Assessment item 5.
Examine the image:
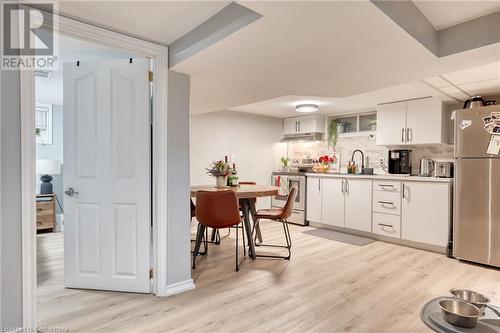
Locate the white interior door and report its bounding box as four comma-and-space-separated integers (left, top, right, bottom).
63, 59, 151, 293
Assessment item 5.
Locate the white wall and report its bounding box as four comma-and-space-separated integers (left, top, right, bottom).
166, 71, 193, 291
191, 111, 285, 208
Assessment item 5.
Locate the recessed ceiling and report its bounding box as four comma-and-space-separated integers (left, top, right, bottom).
230, 83, 435, 118
231, 61, 500, 119
56, 1, 230, 44
173, 1, 500, 115
413, 1, 500, 30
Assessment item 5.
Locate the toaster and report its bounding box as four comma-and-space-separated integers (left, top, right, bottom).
434, 162, 453, 178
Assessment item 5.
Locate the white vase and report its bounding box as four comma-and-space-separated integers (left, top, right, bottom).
215, 176, 227, 188
282, 166, 290, 172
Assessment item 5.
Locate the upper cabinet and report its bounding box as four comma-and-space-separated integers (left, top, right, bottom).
283, 115, 325, 136
376, 97, 449, 146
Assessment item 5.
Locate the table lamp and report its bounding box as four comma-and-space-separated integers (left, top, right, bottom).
36, 159, 61, 194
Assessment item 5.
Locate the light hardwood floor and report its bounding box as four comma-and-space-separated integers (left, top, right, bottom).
37, 222, 500, 333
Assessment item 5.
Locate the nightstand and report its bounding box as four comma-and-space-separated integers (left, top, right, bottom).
36, 194, 56, 232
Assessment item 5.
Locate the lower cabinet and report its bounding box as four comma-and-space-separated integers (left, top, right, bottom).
321, 178, 345, 227
401, 181, 450, 247
345, 179, 372, 232
306, 177, 322, 223
306, 175, 452, 251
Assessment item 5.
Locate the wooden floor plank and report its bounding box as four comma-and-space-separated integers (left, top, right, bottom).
37, 222, 500, 332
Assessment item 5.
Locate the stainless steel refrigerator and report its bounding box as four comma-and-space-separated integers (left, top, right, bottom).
454, 105, 500, 267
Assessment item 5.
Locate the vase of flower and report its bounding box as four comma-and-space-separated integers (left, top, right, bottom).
215, 176, 227, 187
206, 160, 231, 188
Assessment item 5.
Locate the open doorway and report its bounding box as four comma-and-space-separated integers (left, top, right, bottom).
35, 32, 153, 325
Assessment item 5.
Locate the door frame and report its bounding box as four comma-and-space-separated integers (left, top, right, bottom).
20, 13, 170, 328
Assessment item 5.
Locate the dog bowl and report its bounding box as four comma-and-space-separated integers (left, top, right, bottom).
450, 288, 490, 312
439, 298, 482, 328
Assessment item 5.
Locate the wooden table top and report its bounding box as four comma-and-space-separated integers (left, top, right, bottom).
190, 184, 279, 199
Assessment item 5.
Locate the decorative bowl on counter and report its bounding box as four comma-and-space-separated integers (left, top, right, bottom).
312, 164, 330, 173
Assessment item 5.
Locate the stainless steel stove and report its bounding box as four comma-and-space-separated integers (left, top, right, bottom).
271, 171, 307, 225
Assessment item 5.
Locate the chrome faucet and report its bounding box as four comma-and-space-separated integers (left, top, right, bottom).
351, 149, 365, 172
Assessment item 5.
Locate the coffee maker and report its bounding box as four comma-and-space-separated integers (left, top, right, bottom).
388, 149, 411, 174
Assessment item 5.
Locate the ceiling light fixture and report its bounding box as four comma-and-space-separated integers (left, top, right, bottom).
296, 103, 319, 113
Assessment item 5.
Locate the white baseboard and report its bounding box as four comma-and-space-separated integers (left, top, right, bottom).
165, 279, 195, 296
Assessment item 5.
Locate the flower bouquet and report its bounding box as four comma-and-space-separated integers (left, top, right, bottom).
312, 155, 336, 173
206, 160, 231, 187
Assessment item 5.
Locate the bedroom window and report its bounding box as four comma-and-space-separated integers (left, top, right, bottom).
36, 103, 53, 145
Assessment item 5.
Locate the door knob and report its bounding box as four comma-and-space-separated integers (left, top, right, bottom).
65, 187, 79, 198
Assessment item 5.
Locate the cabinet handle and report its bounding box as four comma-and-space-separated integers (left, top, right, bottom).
402, 183, 406, 199
378, 200, 395, 207
378, 223, 395, 232
36, 208, 42, 212
341, 179, 344, 193
298, 121, 301, 132
407, 127, 412, 143
318, 179, 321, 192
295, 121, 298, 132
402, 128, 406, 143
345, 179, 349, 194
378, 184, 394, 189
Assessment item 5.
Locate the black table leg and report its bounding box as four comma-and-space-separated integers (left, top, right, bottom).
240, 199, 256, 260
248, 199, 263, 244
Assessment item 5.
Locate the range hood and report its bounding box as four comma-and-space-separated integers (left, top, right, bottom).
281, 132, 324, 142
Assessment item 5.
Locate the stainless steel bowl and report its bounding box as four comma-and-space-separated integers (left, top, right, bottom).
439, 298, 482, 328
449, 288, 490, 311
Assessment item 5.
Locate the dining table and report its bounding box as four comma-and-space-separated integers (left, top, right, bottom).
190, 184, 279, 260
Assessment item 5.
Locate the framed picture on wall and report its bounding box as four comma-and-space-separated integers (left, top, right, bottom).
36, 103, 53, 145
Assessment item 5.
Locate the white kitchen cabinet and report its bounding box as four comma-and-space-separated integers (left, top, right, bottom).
344, 179, 372, 232
401, 181, 450, 247
284, 118, 298, 135
406, 98, 446, 145
283, 115, 325, 136
376, 97, 448, 146
306, 177, 322, 223
376, 101, 406, 145
321, 178, 345, 227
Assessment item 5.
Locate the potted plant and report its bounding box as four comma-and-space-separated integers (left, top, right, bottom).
327, 118, 340, 148
206, 160, 231, 187
280, 157, 290, 172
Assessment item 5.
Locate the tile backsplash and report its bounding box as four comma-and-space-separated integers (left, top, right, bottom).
288, 133, 454, 174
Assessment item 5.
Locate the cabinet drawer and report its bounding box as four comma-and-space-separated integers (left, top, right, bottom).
373, 191, 401, 215
373, 213, 401, 238
373, 180, 401, 193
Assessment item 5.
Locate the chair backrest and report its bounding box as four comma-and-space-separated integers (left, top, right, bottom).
196, 190, 241, 229
190, 199, 196, 218
239, 181, 256, 185
281, 186, 298, 220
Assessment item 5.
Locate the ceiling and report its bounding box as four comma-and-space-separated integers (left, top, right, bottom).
413, 1, 500, 30
172, 1, 500, 116
52, 1, 500, 118
56, 1, 230, 44
231, 61, 500, 118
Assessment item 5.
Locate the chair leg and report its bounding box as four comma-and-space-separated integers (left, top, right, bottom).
192, 224, 206, 270
252, 220, 292, 260
235, 222, 239, 271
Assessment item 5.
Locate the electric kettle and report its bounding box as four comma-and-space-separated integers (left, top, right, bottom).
463, 96, 484, 109
419, 159, 435, 177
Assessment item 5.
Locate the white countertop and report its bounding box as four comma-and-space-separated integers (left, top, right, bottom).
305, 172, 453, 183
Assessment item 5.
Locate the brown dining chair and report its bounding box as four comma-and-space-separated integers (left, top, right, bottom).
252, 186, 297, 260
193, 190, 246, 271
190, 198, 220, 256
